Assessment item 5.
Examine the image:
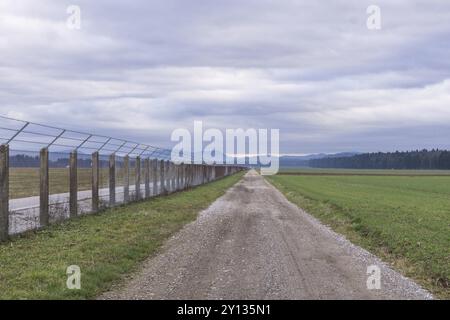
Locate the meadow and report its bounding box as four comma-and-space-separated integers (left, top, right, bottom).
267, 170, 450, 299
9, 168, 133, 199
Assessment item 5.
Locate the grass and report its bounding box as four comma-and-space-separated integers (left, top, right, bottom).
267, 172, 450, 299
279, 167, 450, 176
9, 167, 132, 199
0, 172, 245, 300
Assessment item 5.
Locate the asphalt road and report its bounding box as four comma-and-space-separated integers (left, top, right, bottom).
100, 170, 432, 300
9, 182, 164, 235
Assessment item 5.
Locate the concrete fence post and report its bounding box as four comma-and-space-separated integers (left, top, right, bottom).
152, 159, 158, 196
168, 162, 173, 193
185, 164, 189, 188
144, 158, 150, 199
180, 164, 184, 190
178, 164, 182, 190
194, 165, 197, 186
69, 150, 78, 218
170, 161, 174, 193
109, 153, 116, 206
40, 148, 49, 227
186, 164, 190, 188
178, 164, 181, 190
160, 160, 166, 195
92, 151, 99, 213
174, 164, 179, 191
194, 164, 197, 186
166, 161, 172, 193
124, 155, 130, 203
202, 165, 206, 184
186, 164, 190, 187
163, 161, 168, 193
135, 156, 141, 201
0, 145, 9, 241
172, 163, 177, 191
196, 165, 200, 185
172, 163, 176, 191
172, 163, 177, 192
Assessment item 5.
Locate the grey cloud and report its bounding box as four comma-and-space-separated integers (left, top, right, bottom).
1, 0, 450, 153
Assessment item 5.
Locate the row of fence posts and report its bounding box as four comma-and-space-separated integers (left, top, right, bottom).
0, 144, 243, 241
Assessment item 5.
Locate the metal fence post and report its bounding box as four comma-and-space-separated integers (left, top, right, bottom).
109, 153, 116, 206
135, 156, 141, 200
92, 151, 99, 212
40, 148, 49, 227
69, 150, 78, 218
0, 145, 9, 241
144, 158, 150, 199
124, 155, 130, 203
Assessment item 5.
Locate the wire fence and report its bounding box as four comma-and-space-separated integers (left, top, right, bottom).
0, 116, 245, 241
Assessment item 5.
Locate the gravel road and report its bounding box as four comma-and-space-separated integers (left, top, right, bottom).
100, 170, 432, 300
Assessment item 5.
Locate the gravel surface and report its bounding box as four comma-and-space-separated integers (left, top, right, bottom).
99, 170, 433, 300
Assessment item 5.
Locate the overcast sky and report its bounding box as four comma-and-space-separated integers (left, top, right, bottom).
1, 0, 450, 154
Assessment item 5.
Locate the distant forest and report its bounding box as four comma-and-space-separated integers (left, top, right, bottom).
309, 149, 450, 170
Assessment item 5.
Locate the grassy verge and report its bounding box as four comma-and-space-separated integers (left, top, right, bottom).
0, 172, 245, 300
267, 174, 450, 299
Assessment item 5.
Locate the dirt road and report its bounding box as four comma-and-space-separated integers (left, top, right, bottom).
100, 170, 432, 300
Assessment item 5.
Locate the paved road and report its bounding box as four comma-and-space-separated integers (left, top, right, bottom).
9, 182, 166, 235
100, 170, 432, 300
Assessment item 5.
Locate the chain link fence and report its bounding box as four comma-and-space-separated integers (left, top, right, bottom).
0, 116, 245, 240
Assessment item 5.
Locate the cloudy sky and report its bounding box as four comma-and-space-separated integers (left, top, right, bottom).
1, 0, 450, 154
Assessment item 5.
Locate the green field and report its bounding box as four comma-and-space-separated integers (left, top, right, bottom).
279, 167, 450, 175
0, 172, 244, 299
267, 171, 450, 298
9, 168, 132, 199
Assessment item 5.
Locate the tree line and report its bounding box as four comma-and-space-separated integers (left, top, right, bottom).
10, 154, 95, 168
309, 149, 450, 170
